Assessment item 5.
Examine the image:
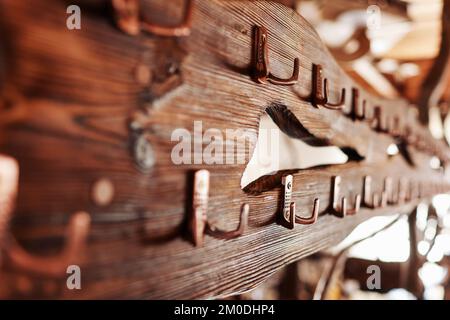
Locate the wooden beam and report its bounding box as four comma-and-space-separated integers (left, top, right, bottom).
0, 0, 449, 299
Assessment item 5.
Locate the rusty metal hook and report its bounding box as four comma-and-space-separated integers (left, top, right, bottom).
112, 0, 194, 37
0, 156, 17, 247
191, 170, 248, 247
418, 181, 424, 199
371, 106, 389, 133
405, 180, 420, 202
6, 212, 91, 277
389, 115, 402, 136
388, 178, 404, 205
253, 26, 300, 85
309, 64, 346, 110
393, 178, 409, 204
287, 200, 320, 228
330, 176, 361, 218
362, 176, 388, 208
0, 156, 91, 277
205, 204, 249, 240
282, 175, 319, 228
395, 179, 405, 203
383, 176, 396, 205
349, 88, 367, 120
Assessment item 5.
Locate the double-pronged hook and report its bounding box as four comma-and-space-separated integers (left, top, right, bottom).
191, 170, 249, 247
253, 26, 300, 85
306, 64, 346, 110
329, 176, 361, 218
112, 0, 194, 37
281, 175, 320, 229
362, 176, 388, 209
0, 156, 91, 277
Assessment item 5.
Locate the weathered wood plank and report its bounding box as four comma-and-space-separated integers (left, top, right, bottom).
0, 0, 448, 299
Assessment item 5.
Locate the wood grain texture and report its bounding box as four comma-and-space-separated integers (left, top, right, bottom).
0, 0, 449, 299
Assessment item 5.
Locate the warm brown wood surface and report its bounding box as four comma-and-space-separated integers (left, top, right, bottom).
0, 0, 449, 299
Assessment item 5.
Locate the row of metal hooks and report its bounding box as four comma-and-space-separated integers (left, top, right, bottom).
110, 0, 447, 161
281, 173, 449, 228
190, 169, 449, 246
110, 1, 447, 161
2, 161, 447, 262
252, 24, 446, 162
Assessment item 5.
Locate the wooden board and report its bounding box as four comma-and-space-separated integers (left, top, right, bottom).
0, 0, 448, 299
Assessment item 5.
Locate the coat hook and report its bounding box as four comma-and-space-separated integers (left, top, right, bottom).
409, 180, 420, 201
0, 156, 17, 247
391, 115, 402, 137
6, 212, 91, 277
112, 0, 194, 37
205, 204, 249, 239
282, 175, 319, 228
0, 155, 91, 277
287, 200, 320, 228
397, 178, 408, 204
388, 115, 401, 136
372, 106, 389, 133
362, 176, 387, 208
399, 178, 409, 203
405, 180, 418, 202
253, 26, 300, 85
384, 177, 396, 205
349, 88, 366, 120
391, 180, 400, 205
309, 64, 346, 110
191, 170, 248, 247
418, 182, 424, 199
405, 180, 413, 201
330, 176, 361, 218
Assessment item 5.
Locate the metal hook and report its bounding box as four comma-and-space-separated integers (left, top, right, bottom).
404, 180, 419, 202
191, 170, 248, 247
330, 176, 361, 218
349, 88, 367, 120
282, 175, 319, 229
383, 177, 396, 205
253, 26, 300, 85
287, 200, 320, 228
6, 212, 91, 277
205, 204, 249, 239
408, 180, 420, 201
362, 176, 388, 208
389, 179, 402, 205
395, 178, 408, 204
112, 0, 194, 37
372, 106, 389, 133
0, 156, 17, 247
389, 116, 402, 136
418, 181, 424, 199
310, 65, 346, 110
0, 156, 91, 277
